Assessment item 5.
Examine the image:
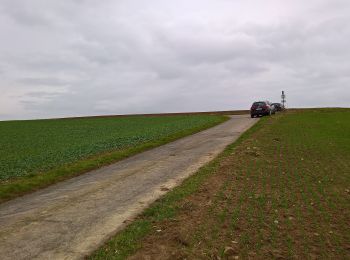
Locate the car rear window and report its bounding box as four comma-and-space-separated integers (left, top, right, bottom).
253, 102, 265, 106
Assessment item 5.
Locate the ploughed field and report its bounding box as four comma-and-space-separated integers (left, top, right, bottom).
90, 108, 350, 259
0, 115, 226, 201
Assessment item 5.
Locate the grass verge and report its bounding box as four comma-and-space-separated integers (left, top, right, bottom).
0, 116, 228, 203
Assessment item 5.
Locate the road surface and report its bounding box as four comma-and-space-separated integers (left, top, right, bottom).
0, 115, 258, 259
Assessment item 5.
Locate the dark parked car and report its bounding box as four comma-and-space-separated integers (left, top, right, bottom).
250, 101, 275, 118
271, 103, 283, 111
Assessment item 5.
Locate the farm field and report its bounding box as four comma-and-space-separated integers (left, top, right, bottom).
0, 115, 226, 201
90, 108, 350, 259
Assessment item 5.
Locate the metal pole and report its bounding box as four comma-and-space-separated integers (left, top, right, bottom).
281, 91, 286, 109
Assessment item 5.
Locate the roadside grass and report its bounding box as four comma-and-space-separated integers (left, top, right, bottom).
90, 108, 350, 259
0, 115, 227, 202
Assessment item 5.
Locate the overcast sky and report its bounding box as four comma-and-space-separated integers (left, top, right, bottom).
0, 0, 349, 120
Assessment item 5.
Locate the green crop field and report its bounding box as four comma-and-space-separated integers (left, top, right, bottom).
0, 115, 226, 201
90, 108, 350, 259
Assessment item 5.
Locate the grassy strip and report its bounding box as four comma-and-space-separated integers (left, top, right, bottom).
0, 116, 228, 203
89, 115, 264, 259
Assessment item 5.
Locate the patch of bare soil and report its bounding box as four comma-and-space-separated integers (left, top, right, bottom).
129, 164, 230, 260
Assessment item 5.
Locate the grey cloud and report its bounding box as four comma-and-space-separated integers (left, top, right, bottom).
0, 0, 349, 120
24, 91, 67, 98
17, 77, 69, 86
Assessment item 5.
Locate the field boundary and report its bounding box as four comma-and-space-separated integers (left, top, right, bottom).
1, 110, 248, 122
3, 107, 349, 122
0, 116, 229, 203
58, 110, 250, 120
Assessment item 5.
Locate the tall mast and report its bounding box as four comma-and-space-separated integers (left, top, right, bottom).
281, 91, 286, 109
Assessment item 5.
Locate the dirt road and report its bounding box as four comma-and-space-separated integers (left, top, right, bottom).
0, 115, 258, 259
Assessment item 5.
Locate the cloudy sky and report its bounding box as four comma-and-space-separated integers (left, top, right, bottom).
0, 0, 349, 120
